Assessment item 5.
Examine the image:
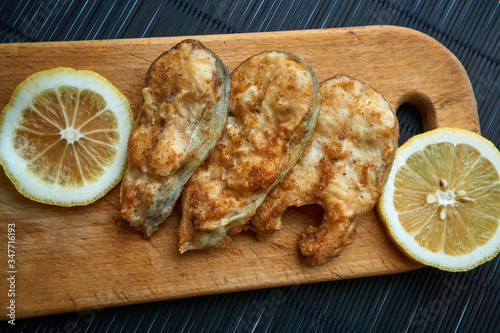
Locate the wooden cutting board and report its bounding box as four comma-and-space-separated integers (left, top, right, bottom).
0, 26, 478, 320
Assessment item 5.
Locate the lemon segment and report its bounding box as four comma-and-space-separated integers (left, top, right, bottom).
0, 68, 133, 206
377, 127, 500, 272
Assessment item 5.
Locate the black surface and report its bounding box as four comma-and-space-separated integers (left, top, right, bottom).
1, 0, 499, 332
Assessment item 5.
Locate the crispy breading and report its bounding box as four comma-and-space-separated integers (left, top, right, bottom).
250, 75, 399, 265
179, 51, 319, 252
120, 39, 229, 237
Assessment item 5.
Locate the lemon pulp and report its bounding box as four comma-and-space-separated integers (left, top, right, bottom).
394, 142, 500, 255
14, 87, 119, 187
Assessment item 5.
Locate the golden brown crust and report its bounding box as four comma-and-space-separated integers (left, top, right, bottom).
120, 39, 229, 237
179, 51, 319, 252
250, 74, 399, 265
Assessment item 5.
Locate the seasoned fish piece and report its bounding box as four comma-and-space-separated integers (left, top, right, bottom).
121, 39, 230, 237
179, 51, 320, 253
250, 75, 398, 265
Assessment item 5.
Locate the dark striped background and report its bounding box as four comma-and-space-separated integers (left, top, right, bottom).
1, 0, 499, 332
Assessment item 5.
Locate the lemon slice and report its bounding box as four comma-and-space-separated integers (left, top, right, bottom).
0, 67, 133, 206
377, 127, 500, 272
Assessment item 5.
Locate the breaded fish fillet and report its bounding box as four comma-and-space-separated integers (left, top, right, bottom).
178, 51, 320, 253
121, 40, 230, 237
250, 75, 398, 265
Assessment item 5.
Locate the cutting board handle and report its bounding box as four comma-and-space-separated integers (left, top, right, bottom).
380, 26, 479, 133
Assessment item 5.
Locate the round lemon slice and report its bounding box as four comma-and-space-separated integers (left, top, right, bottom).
377, 127, 500, 271
0, 67, 133, 206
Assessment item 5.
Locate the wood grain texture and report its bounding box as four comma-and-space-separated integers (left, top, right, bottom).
0, 26, 478, 319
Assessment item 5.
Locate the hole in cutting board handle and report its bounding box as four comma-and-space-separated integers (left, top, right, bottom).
396, 103, 424, 145
396, 92, 437, 141
396, 92, 438, 146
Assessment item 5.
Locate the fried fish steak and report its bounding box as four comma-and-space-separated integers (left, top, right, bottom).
178, 51, 320, 253
120, 39, 230, 237
250, 75, 399, 265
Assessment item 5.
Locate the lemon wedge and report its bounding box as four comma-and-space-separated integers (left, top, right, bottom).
0, 67, 133, 206
377, 127, 500, 271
